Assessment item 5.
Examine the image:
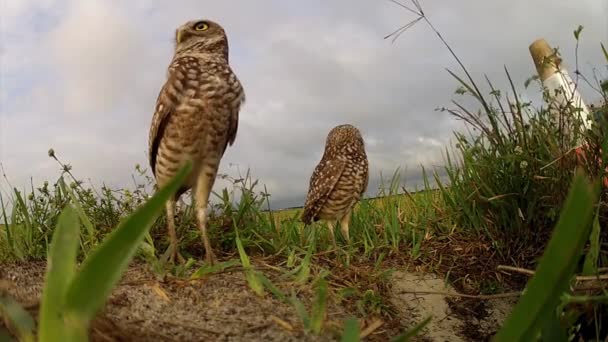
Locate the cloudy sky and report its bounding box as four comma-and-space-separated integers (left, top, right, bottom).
1, 0, 606, 209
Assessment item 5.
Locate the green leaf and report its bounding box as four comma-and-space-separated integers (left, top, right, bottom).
291, 295, 310, 330
12, 190, 31, 234
493, 170, 597, 341
390, 316, 432, 342
524, 75, 540, 89
310, 278, 328, 334
38, 204, 80, 342
540, 311, 567, 342
0, 194, 15, 256
258, 273, 288, 303
295, 243, 313, 284
446, 68, 482, 103
63, 161, 191, 325
235, 233, 264, 296
582, 206, 600, 276
190, 259, 240, 279
340, 317, 360, 342
0, 295, 35, 342
573, 25, 583, 40
59, 179, 96, 245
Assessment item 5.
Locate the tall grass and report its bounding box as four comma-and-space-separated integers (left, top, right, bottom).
0, 152, 442, 340
1, 2, 607, 339
386, 1, 608, 338
433, 34, 608, 342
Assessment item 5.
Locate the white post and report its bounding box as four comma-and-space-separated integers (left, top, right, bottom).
529, 38, 593, 135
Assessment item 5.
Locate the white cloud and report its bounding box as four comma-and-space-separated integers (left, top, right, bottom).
46, 1, 149, 114
0, 0, 606, 208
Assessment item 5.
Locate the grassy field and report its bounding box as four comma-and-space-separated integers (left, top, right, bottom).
1, 18, 608, 342
267, 189, 440, 227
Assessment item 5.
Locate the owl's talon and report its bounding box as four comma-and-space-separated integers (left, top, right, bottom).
168, 245, 186, 265
176, 252, 186, 264
204, 249, 217, 266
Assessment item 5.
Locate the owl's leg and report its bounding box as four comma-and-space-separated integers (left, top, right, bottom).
327, 221, 337, 247
339, 211, 352, 243
166, 198, 185, 264
194, 169, 217, 265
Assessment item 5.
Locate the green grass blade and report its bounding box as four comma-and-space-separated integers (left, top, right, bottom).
601, 42, 608, 63
59, 179, 96, 244
295, 243, 313, 284
540, 312, 567, 342
258, 273, 288, 303
0, 295, 35, 342
310, 278, 328, 334
190, 259, 240, 279
64, 161, 191, 323
390, 316, 432, 342
235, 234, 264, 296
12, 190, 32, 249
0, 194, 15, 255
12, 190, 31, 232
340, 317, 360, 342
493, 170, 597, 341
582, 206, 600, 276
290, 295, 310, 330
38, 204, 80, 342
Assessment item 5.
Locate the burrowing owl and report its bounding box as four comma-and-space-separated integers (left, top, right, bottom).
148, 19, 245, 264
301, 124, 369, 245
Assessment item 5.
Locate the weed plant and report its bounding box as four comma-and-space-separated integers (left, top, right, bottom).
1, 2, 607, 339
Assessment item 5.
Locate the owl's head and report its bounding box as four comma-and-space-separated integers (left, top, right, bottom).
174, 19, 229, 60
325, 124, 366, 152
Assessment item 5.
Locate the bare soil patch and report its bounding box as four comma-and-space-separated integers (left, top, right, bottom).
1, 260, 516, 341
388, 271, 516, 342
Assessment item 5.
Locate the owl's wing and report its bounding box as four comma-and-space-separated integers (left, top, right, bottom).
223, 91, 244, 156
361, 159, 370, 196
222, 72, 245, 156
301, 158, 346, 224
148, 79, 176, 176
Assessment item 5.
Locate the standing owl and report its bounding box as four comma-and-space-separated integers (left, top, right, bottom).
148, 19, 245, 265
301, 124, 369, 245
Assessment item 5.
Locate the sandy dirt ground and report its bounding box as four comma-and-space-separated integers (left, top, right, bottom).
388, 271, 518, 342
0, 261, 516, 341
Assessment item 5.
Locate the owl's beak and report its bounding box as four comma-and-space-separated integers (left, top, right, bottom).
176, 30, 183, 44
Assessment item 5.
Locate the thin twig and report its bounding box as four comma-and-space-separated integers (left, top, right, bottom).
575, 274, 608, 281
398, 289, 521, 299
497, 265, 608, 281
388, 0, 421, 15
360, 319, 384, 338
496, 265, 534, 276
540, 146, 579, 171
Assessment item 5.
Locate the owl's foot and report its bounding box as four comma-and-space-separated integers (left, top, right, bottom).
327, 221, 337, 247
168, 245, 186, 265
204, 248, 217, 266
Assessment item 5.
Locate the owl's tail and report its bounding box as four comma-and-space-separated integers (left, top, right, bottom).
300, 207, 315, 225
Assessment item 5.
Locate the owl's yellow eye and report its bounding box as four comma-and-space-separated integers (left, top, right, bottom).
194, 21, 209, 31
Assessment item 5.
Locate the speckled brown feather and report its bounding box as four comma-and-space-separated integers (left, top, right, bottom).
301, 124, 369, 224
147, 19, 245, 264
148, 58, 243, 179
301, 158, 346, 224
148, 78, 175, 177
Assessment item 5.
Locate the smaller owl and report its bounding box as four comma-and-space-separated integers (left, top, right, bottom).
301, 124, 369, 245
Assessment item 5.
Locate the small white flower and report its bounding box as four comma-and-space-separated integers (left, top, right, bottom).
520, 160, 529, 169
514, 146, 523, 154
